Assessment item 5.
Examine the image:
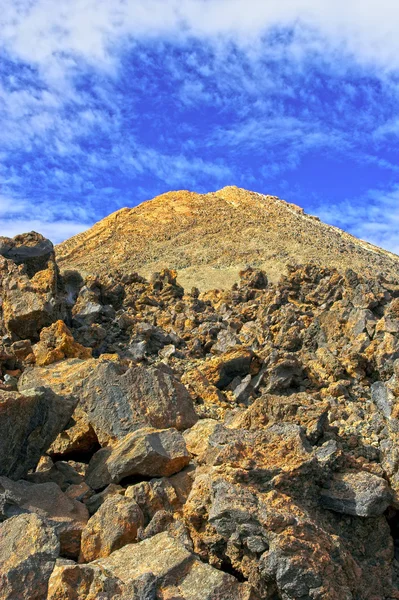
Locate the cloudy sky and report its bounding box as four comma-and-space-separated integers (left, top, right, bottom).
1, 1, 399, 252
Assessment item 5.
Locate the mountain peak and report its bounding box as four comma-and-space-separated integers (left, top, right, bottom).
56, 187, 399, 290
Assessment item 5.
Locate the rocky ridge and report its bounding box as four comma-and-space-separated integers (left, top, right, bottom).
56, 186, 399, 290
1, 226, 399, 599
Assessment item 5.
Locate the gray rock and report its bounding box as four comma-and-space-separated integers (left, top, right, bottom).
0, 513, 59, 600
0, 387, 77, 480
320, 470, 393, 517
83, 361, 198, 444
86, 427, 191, 490
371, 381, 395, 419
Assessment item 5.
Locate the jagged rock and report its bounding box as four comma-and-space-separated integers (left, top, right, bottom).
0, 233, 61, 340
33, 320, 92, 366
0, 387, 76, 479
125, 477, 181, 524
0, 477, 88, 559
184, 419, 219, 456
230, 392, 330, 444
86, 427, 191, 490
320, 470, 393, 517
48, 406, 99, 459
79, 495, 144, 562
198, 347, 260, 389
0, 513, 59, 600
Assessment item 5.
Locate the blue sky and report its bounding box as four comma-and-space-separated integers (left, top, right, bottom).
1, 1, 399, 253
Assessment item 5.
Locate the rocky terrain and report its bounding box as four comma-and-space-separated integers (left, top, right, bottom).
56, 186, 399, 290
1, 221, 399, 599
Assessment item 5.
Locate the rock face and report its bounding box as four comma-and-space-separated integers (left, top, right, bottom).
0, 513, 59, 600
2, 215, 399, 599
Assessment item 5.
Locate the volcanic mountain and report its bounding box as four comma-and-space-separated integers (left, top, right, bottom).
56, 186, 399, 289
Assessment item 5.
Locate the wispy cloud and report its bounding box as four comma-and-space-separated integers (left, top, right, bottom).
314, 186, 399, 256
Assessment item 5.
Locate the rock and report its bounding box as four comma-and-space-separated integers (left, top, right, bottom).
95, 531, 254, 599
19, 357, 198, 448
48, 406, 99, 460
47, 558, 127, 600
0, 233, 61, 340
125, 477, 180, 524
33, 320, 92, 366
85, 484, 125, 516
86, 427, 191, 490
371, 381, 396, 420
239, 267, 268, 290
198, 347, 259, 389
79, 495, 144, 562
320, 470, 393, 517
0, 513, 59, 600
81, 361, 198, 444
0, 232, 53, 273
0, 387, 76, 479
184, 419, 219, 457
0, 477, 88, 558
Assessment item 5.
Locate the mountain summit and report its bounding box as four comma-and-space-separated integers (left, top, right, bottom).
56, 186, 399, 289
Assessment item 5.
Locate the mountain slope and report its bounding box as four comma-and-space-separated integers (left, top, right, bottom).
56, 186, 399, 289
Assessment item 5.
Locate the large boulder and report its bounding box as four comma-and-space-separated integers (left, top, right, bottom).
81, 361, 198, 444
0, 477, 88, 559
0, 387, 76, 479
0, 232, 62, 340
86, 427, 191, 490
94, 531, 254, 599
0, 513, 59, 600
48, 532, 254, 599
19, 358, 197, 448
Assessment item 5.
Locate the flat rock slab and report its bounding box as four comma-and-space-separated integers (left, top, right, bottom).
86, 427, 191, 490
320, 470, 393, 517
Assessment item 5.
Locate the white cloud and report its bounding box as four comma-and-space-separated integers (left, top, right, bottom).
3, 0, 399, 76
314, 186, 399, 256
0, 218, 88, 244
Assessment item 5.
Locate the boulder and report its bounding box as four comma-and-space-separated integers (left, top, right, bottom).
94, 531, 254, 599
86, 427, 191, 490
320, 470, 393, 517
79, 495, 144, 562
0, 513, 59, 600
0, 233, 61, 340
0, 387, 76, 479
81, 361, 198, 444
0, 477, 89, 559
19, 358, 198, 448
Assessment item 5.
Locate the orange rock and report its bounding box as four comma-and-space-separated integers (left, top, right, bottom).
33, 320, 92, 367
